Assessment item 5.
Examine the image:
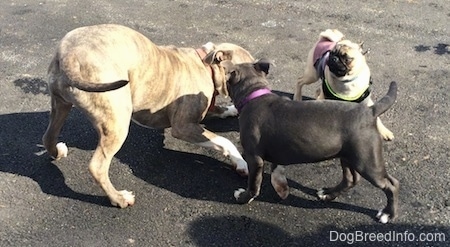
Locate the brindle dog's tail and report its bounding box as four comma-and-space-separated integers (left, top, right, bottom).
53, 52, 129, 92
67, 79, 129, 92
370, 81, 397, 117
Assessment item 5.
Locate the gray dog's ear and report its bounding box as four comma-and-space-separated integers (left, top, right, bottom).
254, 58, 271, 75
204, 50, 234, 64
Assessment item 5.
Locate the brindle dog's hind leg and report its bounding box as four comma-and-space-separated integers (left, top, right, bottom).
82, 91, 135, 208
42, 94, 72, 160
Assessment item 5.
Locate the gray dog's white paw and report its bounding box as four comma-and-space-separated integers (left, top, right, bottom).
234, 188, 255, 204
317, 189, 327, 200
376, 209, 390, 224
55, 142, 68, 160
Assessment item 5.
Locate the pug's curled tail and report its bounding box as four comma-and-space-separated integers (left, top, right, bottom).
370, 81, 397, 117
319, 29, 344, 42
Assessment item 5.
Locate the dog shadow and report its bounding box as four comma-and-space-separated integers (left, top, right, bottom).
0, 111, 111, 206
3, 77, 373, 217
187, 215, 449, 246
0, 108, 378, 218
13, 77, 49, 95
0, 108, 247, 207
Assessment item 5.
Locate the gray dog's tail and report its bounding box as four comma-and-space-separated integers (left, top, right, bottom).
370, 81, 397, 117
67, 79, 129, 92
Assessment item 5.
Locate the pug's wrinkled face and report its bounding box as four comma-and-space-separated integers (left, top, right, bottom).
327, 40, 365, 77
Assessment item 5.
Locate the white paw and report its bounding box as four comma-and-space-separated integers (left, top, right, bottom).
115, 190, 135, 208
382, 131, 394, 141
317, 189, 327, 200
234, 188, 254, 204
376, 209, 390, 224
55, 142, 68, 159
223, 105, 238, 117
235, 160, 249, 176
234, 188, 245, 200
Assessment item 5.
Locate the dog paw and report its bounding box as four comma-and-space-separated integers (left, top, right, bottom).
220, 105, 238, 118
317, 189, 327, 200
376, 209, 391, 224
54, 142, 68, 160
111, 190, 135, 208
234, 188, 254, 204
235, 160, 249, 177
317, 188, 337, 201
382, 131, 394, 141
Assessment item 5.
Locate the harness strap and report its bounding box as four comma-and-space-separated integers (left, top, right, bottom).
322, 77, 372, 103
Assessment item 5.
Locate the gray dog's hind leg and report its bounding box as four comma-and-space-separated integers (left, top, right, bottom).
317, 162, 361, 201
374, 174, 399, 223
358, 166, 399, 223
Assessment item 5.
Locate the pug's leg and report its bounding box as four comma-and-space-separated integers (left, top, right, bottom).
377, 118, 394, 141
316, 87, 325, 100
294, 50, 319, 101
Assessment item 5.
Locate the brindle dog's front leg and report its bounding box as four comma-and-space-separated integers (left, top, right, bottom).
171, 123, 248, 176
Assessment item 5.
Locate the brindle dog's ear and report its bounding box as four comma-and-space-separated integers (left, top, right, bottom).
220, 60, 235, 74
254, 58, 271, 75
204, 50, 234, 64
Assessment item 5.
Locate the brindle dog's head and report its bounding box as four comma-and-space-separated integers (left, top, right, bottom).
328, 40, 368, 77
202, 42, 255, 97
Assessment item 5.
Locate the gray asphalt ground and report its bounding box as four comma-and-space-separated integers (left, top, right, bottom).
0, 0, 449, 246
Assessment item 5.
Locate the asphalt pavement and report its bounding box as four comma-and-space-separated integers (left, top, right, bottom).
0, 0, 449, 246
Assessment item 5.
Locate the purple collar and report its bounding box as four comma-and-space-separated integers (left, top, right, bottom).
236, 88, 272, 113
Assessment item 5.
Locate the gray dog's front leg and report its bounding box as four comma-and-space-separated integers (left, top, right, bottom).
234, 155, 264, 203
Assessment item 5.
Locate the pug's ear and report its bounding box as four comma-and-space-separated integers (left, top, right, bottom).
254, 58, 272, 75
359, 41, 371, 55
359, 41, 365, 48
204, 50, 234, 64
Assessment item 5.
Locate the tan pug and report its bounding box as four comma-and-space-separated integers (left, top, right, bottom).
42, 24, 255, 208
293, 29, 393, 141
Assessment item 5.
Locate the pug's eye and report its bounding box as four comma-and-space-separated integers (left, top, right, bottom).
331, 56, 339, 62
